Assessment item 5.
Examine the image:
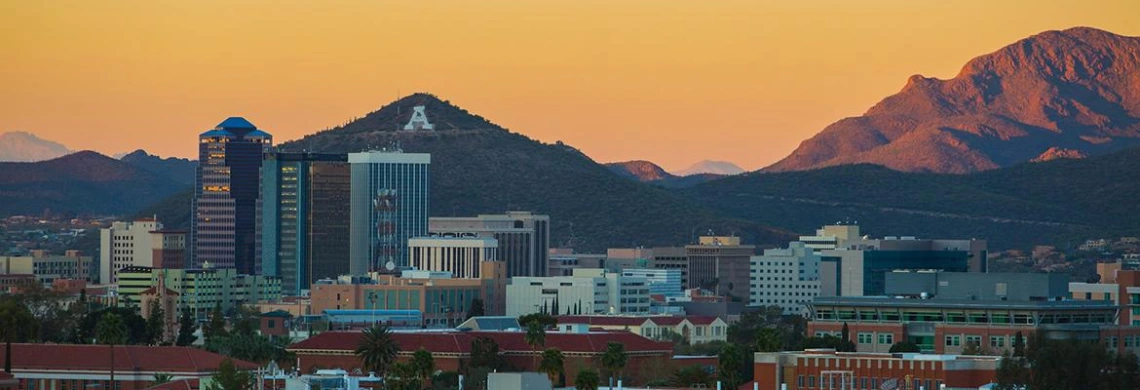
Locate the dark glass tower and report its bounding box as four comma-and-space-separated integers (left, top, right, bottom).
261, 152, 350, 295
191, 117, 272, 274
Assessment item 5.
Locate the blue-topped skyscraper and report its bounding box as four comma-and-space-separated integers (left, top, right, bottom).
349, 149, 431, 274
191, 117, 272, 274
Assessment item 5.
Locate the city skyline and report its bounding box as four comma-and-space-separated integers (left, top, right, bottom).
2, 1, 1139, 170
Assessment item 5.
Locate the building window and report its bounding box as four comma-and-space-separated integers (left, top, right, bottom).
946, 335, 961, 347
990, 336, 1006, 348
965, 335, 982, 347
858, 332, 873, 344
878, 333, 893, 345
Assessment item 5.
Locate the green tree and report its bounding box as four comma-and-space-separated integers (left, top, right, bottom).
1012, 331, 1026, 357
410, 348, 435, 386
994, 351, 1029, 390
176, 308, 198, 346
961, 341, 985, 356
524, 321, 546, 368
468, 337, 506, 371
355, 324, 399, 375
671, 365, 714, 388
205, 358, 252, 390
76, 307, 147, 344
96, 312, 129, 386
430, 371, 460, 390
145, 303, 166, 345
537, 348, 564, 386
755, 328, 783, 352
888, 341, 921, 353
204, 303, 228, 342
384, 362, 422, 390
574, 368, 601, 390
600, 342, 628, 384
465, 298, 485, 320
717, 343, 750, 389
0, 299, 37, 373
152, 373, 174, 386
518, 313, 556, 329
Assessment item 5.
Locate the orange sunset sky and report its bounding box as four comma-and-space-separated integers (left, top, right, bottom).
2, 1, 1139, 171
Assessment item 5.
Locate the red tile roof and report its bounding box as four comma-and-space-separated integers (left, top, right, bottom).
289, 330, 673, 355
144, 379, 199, 390
0, 344, 256, 373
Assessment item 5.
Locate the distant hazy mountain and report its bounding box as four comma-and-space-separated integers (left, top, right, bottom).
0, 131, 72, 162
673, 160, 745, 176
767, 27, 1140, 173
119, 149, 197, 186
605, 160, 729, 188
0, 151, 189, 216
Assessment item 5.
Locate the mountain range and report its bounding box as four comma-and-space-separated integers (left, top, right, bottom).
0, 151, 188, 216
767, 27, 1140, 173
0, 131, 72, 162
5, 27, 1140, 252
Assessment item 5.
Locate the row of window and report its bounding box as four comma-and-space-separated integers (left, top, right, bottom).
797, 375, 940, 390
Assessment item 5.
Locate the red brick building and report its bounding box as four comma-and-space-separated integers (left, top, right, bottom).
287, 330, 674, 386
0, 344, 257, 390
753, 349, 999, 390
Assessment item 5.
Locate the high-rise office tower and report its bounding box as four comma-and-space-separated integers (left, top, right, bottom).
429, 211, 550, 277
191, 117, 272, 274
349, 150, 431, 274
99, 218, 161, 284
685, 235, 755, 300
261, 152, 350, 295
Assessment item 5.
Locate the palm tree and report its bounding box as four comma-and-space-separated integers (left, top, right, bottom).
575, 368, 601, 390
354, 324, 399, 376
96, 312, 128, 388
600, 342, 627, 386
152, 373, 174, 386
537, 348, 564, 385
524, 321, 546, 369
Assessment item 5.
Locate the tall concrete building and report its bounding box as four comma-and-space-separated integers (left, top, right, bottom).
191, 117, 272, 274
349, 150, 431, 274
749, 242, 823, 314
685, 236, 755, 301
408, 236, 498, 278
100, 218, 161, 284
261, 152, 351, 295
430, 212, 549, 277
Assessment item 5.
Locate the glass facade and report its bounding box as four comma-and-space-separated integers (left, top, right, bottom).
862, 250, 969, 296
261, 152, 350, 295
349, 151, 431, 273
192, 117, 271, 274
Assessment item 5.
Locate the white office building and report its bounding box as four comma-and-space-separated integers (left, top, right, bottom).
506, 268, 650, 316
621, 268, 682, 296
100, 218, 161, 284
407, 236, 498, 278
750, 241, 822, 314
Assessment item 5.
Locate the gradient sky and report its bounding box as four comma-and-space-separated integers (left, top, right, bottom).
3, 1, 1139, 171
